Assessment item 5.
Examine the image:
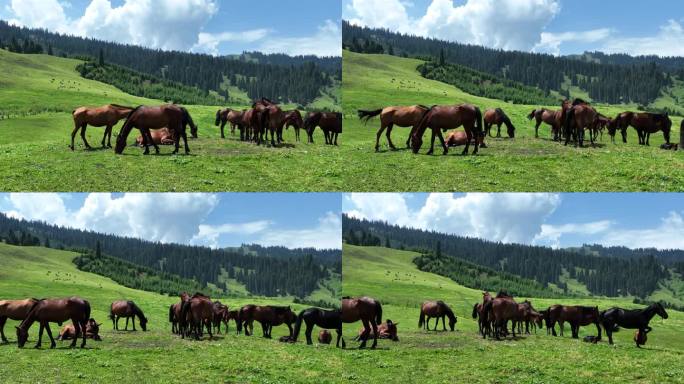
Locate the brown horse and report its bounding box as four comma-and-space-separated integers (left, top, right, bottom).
58, 318, 102, 341
411, 104, 483, 156
252, 98, 286, 146
16, 297, 91, 349
483, 293, 519, 340
527, 108, 562, 140
110, 300, 147, 331
484, 108, 515, 138
0, 298, 38, 343
358, 105, 430, 151
546, 305, 601, 339
472, 292, 493, 337
419, 300, 457, 331
115, 105, 191, 155
318, 329, 332, 344
284, 110, 305, 142
169, 292, 191, 335
613, 111, 672, 145
215, 108, 243, 138
445, 130, 486, 148
135, 127, 176, 146
238, 305, 296, 338
180, 293, 214, 340
212, 301, 229, 334
305, 112, 342, 145
355, 320, 399, 341
341, 296, 382, 349
563, 99, 598, 147
70, 104, 133, 150
239, 109, 256, 142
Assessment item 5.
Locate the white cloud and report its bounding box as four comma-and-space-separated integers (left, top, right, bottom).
600, 211, 684, 250
190, 220, 273, 248
346, 0, 560, 51
534, 28, 612, 56
259, 20, 342, 57
533, 220, 613, 248
8, 0, 69, 30
601, 19, 684, 57
256, 211, 342, 250
344, 193, 413, 226
192, 28, 271, 55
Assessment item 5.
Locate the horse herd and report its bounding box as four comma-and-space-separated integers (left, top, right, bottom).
359, 98, 678, 154
68, 98, 342, 154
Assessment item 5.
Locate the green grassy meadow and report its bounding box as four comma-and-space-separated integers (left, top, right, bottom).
341, 244, 684, 383
341, 51, 684, 192
0, 243, 343, 383
0, 49, 344, 192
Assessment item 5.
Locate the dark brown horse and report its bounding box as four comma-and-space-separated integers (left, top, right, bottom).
289, 307, 343, 347
358, 105, 430, 151
58, 318, 102, 341
355, 320, 399, 341
169, 292, 191, 335
180, 293, 214, 340
212, 301, 229, 334
215, 108, 243, 138
563, 99, 598, 147
238, 305, 296, 339
546, 305, 601, 339
252, 98, 286, 146
284, 110, 305, 142
305, 112, 342, 145
484, 108, 515, 138
0, 298, 38, 343
411, 104, 483, 156
419, 300, 457, 331
483, 293, 519, 339
16, 297, 91, 349
115, 105, 192, 155
70, 104, 133, 150
612, 111, 672, 145
240, 109, 256, 142
527, 108, 562, 140
110, 300, 147, 331
341, 296, 382, 349
472, 292, 493, 337
600, 302, 668, 345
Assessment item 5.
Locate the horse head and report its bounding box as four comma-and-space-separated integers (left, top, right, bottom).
215, 110, 222, 126
654, 302, 669, 319
15, 325, 29, 347
384, 320, 399, 341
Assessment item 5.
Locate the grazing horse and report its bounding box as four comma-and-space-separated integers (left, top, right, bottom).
212, 301, 229, 334
484, 108, 515, 138
411, 104, 483, 156
613, 111, 672, 145
358, 105, 430, 151
115, 105, 190, 155
527, 108, 562, 140
547, 305, 601, 339
342, 296, 382, 349
600, 303, 668, 345
180, 293, 214, 340
58, 318, 102, 341
283, 110, 305, 142
0, 298, 38, 343
238, 305, 296, 339
563, 99, 598, 147
70, 104, 133, 150
483, 294, 519, 340
318, 330, 332, 344
290, 307, 343, 347
215, 108, 243, 138
305, 112, 342, 145
135, 127, 176, 146
355, 320, 399, 341
110, 300, 148, 331
16, 297, 91, 349
419, 300, 457, 331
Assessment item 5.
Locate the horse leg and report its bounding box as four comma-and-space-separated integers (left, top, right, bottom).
386, 123, 396, 150
442, 316, 447, 331
436, 129, 448, 155
181, 126, 190, 154
646, 132, 651, 146
534, 121, 540, 138
305, 323, 313, 345
80, 124, 92, 149
462, 130, 471, 156
70, 121, 81, 150
132, 316, 136, 331
426, 129, 437, 155
336, 327, 343, 348
497, 123, 502, 138
101, 126, 109, 147
220, 122, 226, 139
44, 323, 57, 349
359, 319, 370, 349
370, 320, 378, 349
0, 317, 7, 343
125, 317, 129, 331
115, 316, 120, 330
35, 322, 45, 348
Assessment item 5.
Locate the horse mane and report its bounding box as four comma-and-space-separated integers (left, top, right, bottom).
109, 104, 134, 110
572, 98, 588, 106
496, 290, 512, 298
416, 104, 430, 110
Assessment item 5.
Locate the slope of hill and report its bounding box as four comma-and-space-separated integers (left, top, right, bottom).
0, 242, 342, 383
342, 244, 684, 384
342, 50, 684, 191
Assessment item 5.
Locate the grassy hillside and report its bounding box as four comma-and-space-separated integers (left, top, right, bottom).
0, 243, 343, 383
341, 244, 684, 383
0, 49, 345, 192
342, 50, 684, 191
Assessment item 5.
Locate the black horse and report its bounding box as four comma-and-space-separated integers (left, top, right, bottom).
600, 303, 668, 345
290, 307, 344, 347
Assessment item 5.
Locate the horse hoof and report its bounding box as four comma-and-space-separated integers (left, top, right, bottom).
426, 151, 434, 155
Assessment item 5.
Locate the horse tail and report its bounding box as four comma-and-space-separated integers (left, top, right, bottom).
357, 109, 382, 124
474, 106, 484, 138
83, 300, 91, 322
564, 107, 576, 140
115, 105, 143, 154
375, 301, 382, 325
472, 303, 479, 319
214, 109, 221, 126
109, 305, 115, 321
483, 299, 494, 324
168, 304, 175, 323
418, 310, 425, 328
291, 309, 308, 342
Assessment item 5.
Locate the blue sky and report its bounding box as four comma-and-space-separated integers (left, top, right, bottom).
343, 0, 684, 56
0, 0, 341, 56
343, 193, 684, 249
0, 193, 341, 249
